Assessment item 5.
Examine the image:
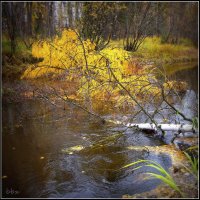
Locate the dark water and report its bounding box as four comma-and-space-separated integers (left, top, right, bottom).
164, 62, 198, 93
2, 100, 169, 198
2, 64, 198, 198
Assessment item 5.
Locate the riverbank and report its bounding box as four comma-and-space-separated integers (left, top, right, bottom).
2, 36, 198, 80
110, 36, 198, 66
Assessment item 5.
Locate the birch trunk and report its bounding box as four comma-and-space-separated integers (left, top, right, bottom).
110, 120, 197, 133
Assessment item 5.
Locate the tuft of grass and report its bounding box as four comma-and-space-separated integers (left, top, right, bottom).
121, 159, 183, 197
129, 36, 197, 65
192, 117, 198, 130
183, 151, 198, 179
2, 35, 31, 56
179, 38, 194, 47
186, 145, 198, 152
108, 36, 197, 66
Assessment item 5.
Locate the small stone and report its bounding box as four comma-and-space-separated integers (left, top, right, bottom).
40, 156, 45, 160
81, 171, 85, 174
184, 172, 190, 176
68, 152, 73, 155
12, 147, 16, 150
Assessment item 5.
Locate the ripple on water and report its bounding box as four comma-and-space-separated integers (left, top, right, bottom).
2, 99, 186, 198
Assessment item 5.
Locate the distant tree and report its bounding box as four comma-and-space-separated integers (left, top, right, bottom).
160, 2, 181, 44
2, 2, 198, 56
3, 2, 17, 55
160, 2, 198, 46
67, 2, 73, 28
181, 2, 198, 46
121, 2, 154, 52
80, 2, 119, 50
47, 2, 55, 37
75, 2, 81, 21
26, 2, 33, 37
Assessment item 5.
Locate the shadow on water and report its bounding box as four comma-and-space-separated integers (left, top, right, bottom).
2, 100, 172, 198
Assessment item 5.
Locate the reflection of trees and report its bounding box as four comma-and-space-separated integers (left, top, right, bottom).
169, 65, 198, 93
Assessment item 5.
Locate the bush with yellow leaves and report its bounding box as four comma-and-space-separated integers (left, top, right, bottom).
163, 81, 188, 92
21, 29, 186, 103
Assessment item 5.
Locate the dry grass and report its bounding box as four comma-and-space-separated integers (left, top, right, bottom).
109, 37, 198, 65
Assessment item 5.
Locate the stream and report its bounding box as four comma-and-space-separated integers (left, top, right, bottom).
2, 63, 198, 198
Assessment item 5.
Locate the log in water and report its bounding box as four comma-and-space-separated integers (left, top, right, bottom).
126, 123, 195, 133
110, 120, 197, 133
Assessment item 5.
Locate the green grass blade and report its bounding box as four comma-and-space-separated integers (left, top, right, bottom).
145, 172, 181, 194
186, 145, 198, 151
145, 164, 172, 180
130, 166, 143, 171
184, 152, 198, 177
120, 159, 148, 170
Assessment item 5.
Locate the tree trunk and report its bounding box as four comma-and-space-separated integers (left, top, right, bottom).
67, 2, 73, 28
75, 2, 79, 21
27, 2, 32, 37
48, 2, 54, 37
5, 2, 17, 55
111, 121, 196, 133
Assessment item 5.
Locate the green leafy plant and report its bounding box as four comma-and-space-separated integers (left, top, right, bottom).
183, 151, 198, 179
192, 117, 198, 130
121, 159, 183, 196
186, 145, 198, 152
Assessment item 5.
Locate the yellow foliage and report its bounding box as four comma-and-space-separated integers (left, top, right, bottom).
22, 29, 96, 79
22, 29, 183, 102
163, 81, 188, 92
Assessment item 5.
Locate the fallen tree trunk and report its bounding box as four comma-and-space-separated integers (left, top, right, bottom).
40, 86, 197, 134
109, 120, 197, 133
126, 123, 195, 133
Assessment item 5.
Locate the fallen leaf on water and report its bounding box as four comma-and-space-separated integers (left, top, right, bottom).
61, 145, 84, 154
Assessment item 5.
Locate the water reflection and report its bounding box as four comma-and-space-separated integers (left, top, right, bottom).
3, 62, 197, 198
2, 100, 170, 198
165, 62, 198, 93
